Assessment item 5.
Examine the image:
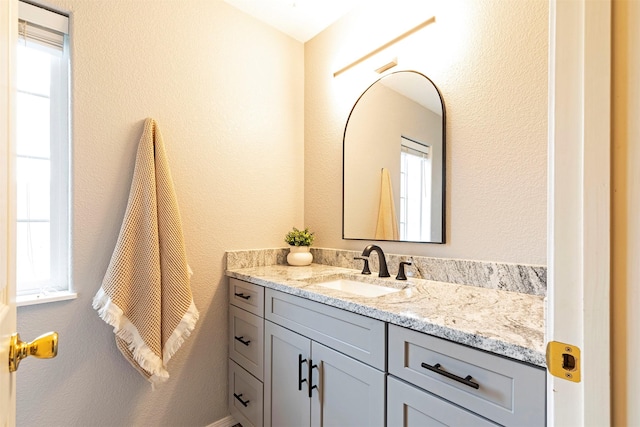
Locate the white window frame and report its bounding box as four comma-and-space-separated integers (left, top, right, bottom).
399, 136, 432, 241
16, 1, 74, 306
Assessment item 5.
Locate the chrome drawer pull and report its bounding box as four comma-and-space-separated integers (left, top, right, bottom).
421, 362, 480, 389
234, 336, 251, 346
234, 292, 251, 300
233, 393, 250, 407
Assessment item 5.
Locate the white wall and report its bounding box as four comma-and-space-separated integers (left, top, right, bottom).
305, 0, 548, 265
16, 1, 303, 425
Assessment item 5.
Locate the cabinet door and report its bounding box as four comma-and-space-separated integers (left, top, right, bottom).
264, 320, 311, 427
311, 342, 385, 427
387, 376, 497, 427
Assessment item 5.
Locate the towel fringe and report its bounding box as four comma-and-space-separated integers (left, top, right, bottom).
93, 288, 169, 382
92, 287, 124, 329
163, 300, 199, 364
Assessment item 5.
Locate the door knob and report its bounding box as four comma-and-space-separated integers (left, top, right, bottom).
9, 332, 58, 372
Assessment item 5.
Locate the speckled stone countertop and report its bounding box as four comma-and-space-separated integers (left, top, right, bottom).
226, 263, 546, 367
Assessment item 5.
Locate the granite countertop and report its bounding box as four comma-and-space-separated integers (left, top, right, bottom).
226, 263, 546, 367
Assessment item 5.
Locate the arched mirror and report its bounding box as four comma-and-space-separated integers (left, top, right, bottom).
343, 70, 445, 243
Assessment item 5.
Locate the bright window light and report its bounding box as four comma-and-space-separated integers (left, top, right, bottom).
16, 1, 72, 303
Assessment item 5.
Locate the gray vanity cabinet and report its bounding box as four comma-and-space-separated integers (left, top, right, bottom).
264, 321, 311, 427
228, 277, 545, 427
387, 324, 546, 426
387, 376, 497, 426
264, 289, 385, 427
229, 359, 264, 427
228, 278, 265, 427
310, 340, 385, 427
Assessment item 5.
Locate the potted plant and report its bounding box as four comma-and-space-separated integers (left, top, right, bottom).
284, 227, 315, 266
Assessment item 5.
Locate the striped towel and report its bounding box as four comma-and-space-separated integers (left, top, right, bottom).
93, 118, 199, 386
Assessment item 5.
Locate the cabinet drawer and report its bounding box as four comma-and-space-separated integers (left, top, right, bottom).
229, 278, 264, 316
229, 305, 264, 380
387, 376, 497, 426
388, 324, 545, 426
265, 288, 386, 370
229, 359, 264, 427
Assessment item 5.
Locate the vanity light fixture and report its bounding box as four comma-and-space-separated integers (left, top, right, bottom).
333, 15, 435, 78
374, 57, 398, 74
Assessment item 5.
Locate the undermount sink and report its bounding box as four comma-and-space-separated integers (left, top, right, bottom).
315, 278, 402, 298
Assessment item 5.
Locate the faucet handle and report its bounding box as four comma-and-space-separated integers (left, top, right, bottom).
396, 261, 412, 280
354, 257, 371, 275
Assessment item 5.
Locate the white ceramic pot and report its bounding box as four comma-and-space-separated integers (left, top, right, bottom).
287, 246, 313, 266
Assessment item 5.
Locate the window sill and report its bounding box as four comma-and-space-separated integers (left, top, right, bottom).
17, 291, 78, 307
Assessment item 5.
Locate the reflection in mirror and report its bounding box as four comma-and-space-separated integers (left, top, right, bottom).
343, 70, 445, 243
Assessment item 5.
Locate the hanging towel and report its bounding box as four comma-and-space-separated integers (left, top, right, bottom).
93, 118, 199, 386
375, 168, 399, 240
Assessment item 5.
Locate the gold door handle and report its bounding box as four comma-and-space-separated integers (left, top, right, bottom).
9, 332, 58, 372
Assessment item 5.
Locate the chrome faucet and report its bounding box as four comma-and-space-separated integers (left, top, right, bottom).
361, 245, 390, 278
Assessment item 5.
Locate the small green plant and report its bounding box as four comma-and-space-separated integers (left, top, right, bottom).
284, 227, 315, 247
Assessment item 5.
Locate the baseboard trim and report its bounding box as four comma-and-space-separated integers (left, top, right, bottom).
207, 414, 237, 427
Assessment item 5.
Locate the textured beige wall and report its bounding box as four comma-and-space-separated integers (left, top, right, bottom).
305, 0, 548, 264
612, 0, 640, 424
16, 1, 303, 425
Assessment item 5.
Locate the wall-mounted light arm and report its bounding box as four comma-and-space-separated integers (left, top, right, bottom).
374, 57, 398, 74
333, 16, 436, 78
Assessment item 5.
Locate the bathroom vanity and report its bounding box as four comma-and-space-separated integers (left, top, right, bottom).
226, 254, 546, 427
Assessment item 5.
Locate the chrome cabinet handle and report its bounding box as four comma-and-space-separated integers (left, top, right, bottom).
421, 362, 480, 389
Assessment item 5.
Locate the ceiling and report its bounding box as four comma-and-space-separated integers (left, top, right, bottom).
380, 74, 442, 115
223, 0, 364, 43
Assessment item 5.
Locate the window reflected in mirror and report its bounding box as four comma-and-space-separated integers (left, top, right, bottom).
400, 136, 432, 241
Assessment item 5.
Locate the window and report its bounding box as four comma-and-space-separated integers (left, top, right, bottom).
16, 1, 72, 305
399, 136, 432, 241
